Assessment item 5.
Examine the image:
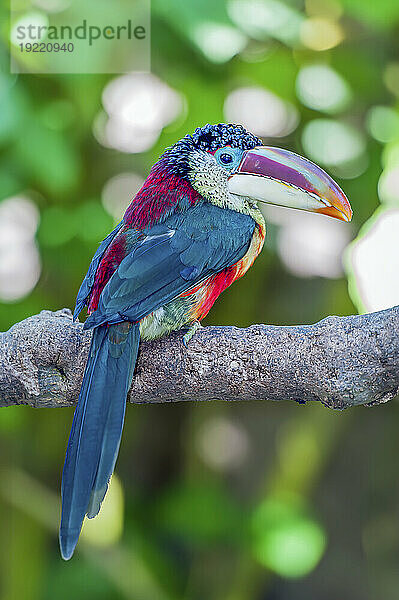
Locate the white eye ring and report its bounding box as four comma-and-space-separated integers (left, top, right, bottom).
215, 147, 242, 169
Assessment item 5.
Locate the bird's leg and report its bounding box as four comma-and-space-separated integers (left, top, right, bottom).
183, 320, 203, 347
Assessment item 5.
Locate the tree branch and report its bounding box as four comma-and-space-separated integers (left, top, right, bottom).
1, 307, 398, 410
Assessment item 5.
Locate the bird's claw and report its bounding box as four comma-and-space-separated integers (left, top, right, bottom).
183, 320, 202, 347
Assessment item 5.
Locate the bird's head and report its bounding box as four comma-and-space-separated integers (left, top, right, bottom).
160, 123, 352, 222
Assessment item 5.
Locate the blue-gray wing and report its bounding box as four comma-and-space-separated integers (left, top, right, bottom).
73, 221, 123, 319
83, 204, 255, 329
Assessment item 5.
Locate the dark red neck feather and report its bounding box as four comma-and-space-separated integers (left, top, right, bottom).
88, 163, 202, 314
123, 162, 202, 230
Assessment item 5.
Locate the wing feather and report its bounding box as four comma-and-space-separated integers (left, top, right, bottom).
73, 221, 124, 319
84, 204, 255, 329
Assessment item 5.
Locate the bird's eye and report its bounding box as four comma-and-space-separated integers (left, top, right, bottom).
220, 153, 233, 165
214, 147, 242, 170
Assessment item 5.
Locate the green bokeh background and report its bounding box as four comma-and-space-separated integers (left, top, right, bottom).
1, 0, 399, 598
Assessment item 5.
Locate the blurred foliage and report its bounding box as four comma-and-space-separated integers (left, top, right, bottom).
1, 0, 399, 598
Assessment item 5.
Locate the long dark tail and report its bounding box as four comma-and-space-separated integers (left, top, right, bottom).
59, 321, 140, 560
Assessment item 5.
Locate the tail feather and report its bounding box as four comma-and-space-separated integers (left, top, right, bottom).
86, 326, 138, 517
59, 322, 140, 560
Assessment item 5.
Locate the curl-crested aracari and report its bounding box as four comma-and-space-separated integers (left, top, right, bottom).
60, 123, 352, 559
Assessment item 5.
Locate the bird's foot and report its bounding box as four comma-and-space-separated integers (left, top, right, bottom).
183, 320, 203, 347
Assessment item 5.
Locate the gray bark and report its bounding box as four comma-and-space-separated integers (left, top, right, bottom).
0, 306, 398, 410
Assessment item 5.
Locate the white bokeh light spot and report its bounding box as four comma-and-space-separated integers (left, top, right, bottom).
105, 117, 160, 154
192, 22, 247, 63
296, 64, 351, 113
349, 209, 399, 312
263, 205, 351, 279
32, 0, 71, 13
98, 74, 183, 154
302, 119, 366, 167
366, 106, 399, 144
0, 196, 41, 301
224, 87, 299, 138
378, 166, 399, 204
301, 119, 367, 178
10, 11, 49, 46
228, 0, 303, 46
102, 172, 144, 222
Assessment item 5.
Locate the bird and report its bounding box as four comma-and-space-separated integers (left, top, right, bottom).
60, 122, 352, 560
